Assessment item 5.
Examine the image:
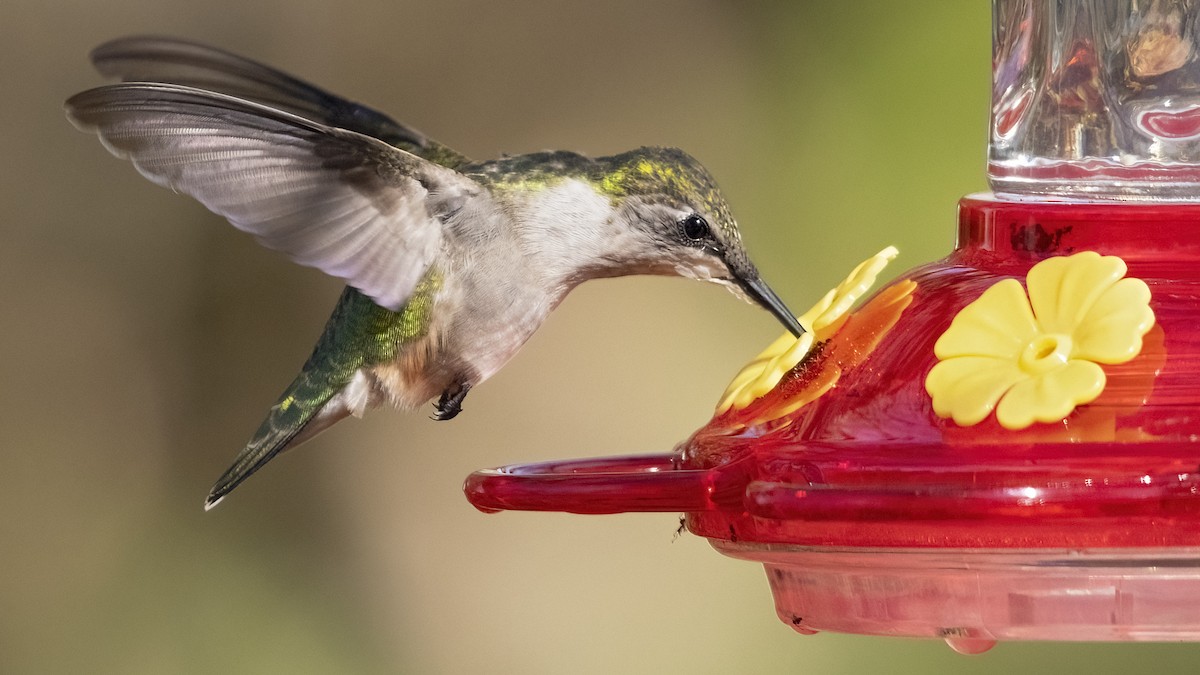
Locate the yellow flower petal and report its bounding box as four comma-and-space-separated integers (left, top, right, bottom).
995, 359, 1106, 430
810, 246, 899, 331
758, 333, 817, 388
731, 280, 917, 428
933, 279, 1039, 360
926, 356, 1025, 426
717, 246, 898, 414
928, 251, 1155, 430
1026, 251, 1127, 334
716, 333, 815, 412
798, 287, 839, 333
1073, 277, 1155, 363
714, 332, 804, 413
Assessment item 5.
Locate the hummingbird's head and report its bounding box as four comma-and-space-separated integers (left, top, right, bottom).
596, 147, 805, 337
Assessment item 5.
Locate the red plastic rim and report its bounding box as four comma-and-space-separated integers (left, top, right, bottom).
466, 450, 1200, 520
464, 454, 723, 514
745, 472, 1200, 521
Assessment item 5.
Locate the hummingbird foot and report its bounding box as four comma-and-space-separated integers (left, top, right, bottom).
431, 382, 472, 421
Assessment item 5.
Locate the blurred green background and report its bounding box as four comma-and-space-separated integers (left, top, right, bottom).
3, 0, 1198, 672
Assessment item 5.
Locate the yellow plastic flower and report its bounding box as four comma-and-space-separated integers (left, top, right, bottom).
717, 246, 899, 414
926, 251, 1155, 430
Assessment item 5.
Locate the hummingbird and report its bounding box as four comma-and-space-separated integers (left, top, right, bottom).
66, 36, 804, 509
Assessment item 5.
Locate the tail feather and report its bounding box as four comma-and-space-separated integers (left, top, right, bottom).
204, 368, 346, 510
203, 285, 429, 509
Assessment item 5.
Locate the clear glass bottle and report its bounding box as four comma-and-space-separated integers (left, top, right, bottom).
991, 0, 1200, 199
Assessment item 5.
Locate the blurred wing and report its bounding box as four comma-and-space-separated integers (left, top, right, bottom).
89, 35, 470, 167
67, 83, 481, 311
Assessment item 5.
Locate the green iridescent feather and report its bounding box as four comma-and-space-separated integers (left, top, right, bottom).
465, 147, 740, 242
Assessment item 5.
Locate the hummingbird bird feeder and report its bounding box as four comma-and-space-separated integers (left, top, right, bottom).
465, 0, 1200, 652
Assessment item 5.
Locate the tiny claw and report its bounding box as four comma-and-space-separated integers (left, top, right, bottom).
432, 381, 471, 421
430, 407, 462, 421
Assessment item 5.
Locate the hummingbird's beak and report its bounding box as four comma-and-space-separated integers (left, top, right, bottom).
741, 277, 806, 337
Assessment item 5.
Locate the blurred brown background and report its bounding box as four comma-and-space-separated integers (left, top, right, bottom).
3, 0, 1197, 672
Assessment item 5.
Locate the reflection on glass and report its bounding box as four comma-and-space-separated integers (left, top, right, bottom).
991, 0, 1200, 199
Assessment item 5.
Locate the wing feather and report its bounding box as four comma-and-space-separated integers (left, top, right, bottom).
67, 82, 480, 310
89, 35, 469, 167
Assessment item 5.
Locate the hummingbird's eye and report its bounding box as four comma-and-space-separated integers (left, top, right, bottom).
680, 214, 710, 242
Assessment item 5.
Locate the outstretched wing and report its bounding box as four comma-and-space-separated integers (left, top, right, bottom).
67, 82, 481, 311
89, 35, 470, 168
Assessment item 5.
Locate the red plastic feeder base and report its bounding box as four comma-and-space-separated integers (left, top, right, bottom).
465, 196, 1200, 648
